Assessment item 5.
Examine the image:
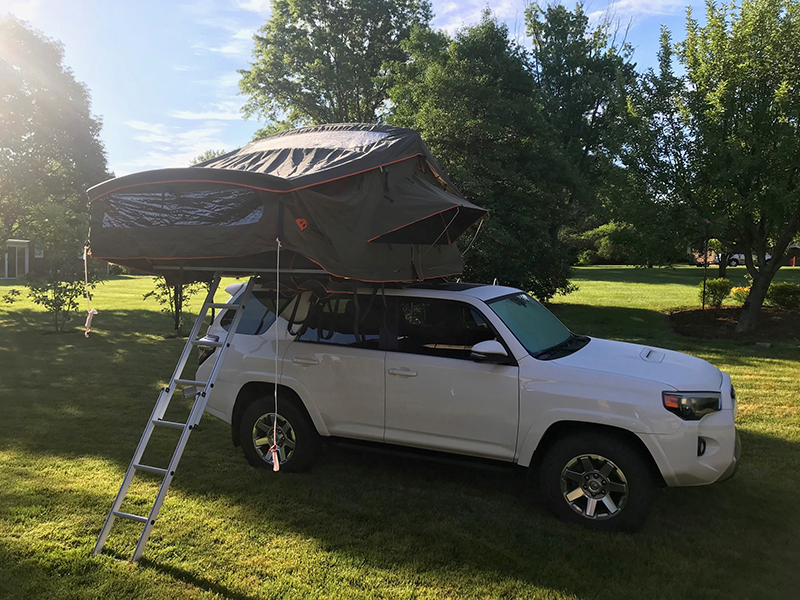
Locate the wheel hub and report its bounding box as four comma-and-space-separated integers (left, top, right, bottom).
252, 412, 297, 465
560, 454, 629, 519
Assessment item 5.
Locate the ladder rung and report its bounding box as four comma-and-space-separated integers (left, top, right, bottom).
206, 303, 238, 309
113, 511, 149, 524
152, 419, 186, 429
174, 378, 207, 387
133, 463, 168, 476
190, 339, 223, 347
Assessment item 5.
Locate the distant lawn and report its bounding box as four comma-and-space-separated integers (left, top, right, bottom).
1, 268, 798, 599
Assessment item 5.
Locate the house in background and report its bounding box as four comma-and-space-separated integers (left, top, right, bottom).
2, 239, 45, 279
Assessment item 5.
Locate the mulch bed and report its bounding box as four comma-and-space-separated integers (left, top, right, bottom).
669, 306, 800, 342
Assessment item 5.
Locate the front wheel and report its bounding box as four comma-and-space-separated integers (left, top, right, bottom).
728, 258, 739, 267
537, 432, 657, 532
239, 396, 321, 473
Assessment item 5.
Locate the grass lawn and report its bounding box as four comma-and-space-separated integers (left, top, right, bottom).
1, 267, 798, 599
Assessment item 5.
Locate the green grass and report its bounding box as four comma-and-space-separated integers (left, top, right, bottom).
1, 268, 799, 599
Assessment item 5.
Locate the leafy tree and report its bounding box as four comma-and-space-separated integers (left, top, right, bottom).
0, 17, 107, 241
625, 2, 800, 332
681, 0, 800, 331
23, 205, 102, 332
191, 149, 227, 165
527, 3, 660, 270
1, 18, 107, 332
388, 15, 578, 299
239, 0, 432, 135
143, 277, 204, 336
526, 2, 637, 201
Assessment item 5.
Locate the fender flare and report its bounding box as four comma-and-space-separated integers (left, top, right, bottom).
516, 409, 654, 467
231, 372, 330, 439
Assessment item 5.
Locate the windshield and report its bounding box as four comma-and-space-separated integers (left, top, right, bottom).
487, 292, 572, 356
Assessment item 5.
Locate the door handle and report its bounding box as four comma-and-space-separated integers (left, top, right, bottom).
388, 367, 417, 377
292, 357, 320, 366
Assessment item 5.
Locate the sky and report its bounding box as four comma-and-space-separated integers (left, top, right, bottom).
2, 0, 706, 176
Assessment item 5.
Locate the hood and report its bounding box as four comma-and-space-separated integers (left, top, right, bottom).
554, 338, 723, 391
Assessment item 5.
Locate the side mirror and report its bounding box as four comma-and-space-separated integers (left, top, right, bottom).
470, 340, 509, 363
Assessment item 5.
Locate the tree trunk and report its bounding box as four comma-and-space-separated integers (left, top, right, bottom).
174, 284, 182, 334
717, 261, 727, 278
735, 273, 771, 332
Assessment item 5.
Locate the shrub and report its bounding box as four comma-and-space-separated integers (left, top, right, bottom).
577, 249, 600, 265
699, 278, 733, 307
730, 286, 750, 305
766, 282, 800, 310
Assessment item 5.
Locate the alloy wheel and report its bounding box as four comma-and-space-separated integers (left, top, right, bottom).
252, 413, 296, 465
560, 454, 629, 519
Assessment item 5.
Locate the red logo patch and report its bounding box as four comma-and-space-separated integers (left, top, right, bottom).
295, 218, 308, 231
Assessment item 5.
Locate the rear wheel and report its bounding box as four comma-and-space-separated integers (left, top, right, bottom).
239, 396, 320, 473
537, 431, 657, 532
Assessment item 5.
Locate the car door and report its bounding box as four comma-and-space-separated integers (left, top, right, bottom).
281, 293, 387, 441
384, 296, 519, 461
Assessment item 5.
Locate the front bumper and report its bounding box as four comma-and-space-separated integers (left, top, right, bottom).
717, 428, 741, 482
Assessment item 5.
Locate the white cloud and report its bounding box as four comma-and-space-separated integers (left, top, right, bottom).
586, 0, 687, 25
123, 120, 168, 135
115, 120, 231, 174
236, 0, 271, 15
196, 72, 242, 89
192, 26, 256, 58
433, 0, 524, 36
170, 101, 242, 120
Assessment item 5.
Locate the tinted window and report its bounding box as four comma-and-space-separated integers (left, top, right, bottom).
220, 291, 277, 335
486, 292, 571, 355
297, 295, 385, 349
394, 298, 496, 359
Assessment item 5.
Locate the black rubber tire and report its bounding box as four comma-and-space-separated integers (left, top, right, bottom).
239, 395, 321, 473
537, 431, 657, 532
728, 258, 739, 267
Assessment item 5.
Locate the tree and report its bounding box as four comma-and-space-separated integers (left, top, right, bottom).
0, 17, 107, 242
527, 4, 661, 269
388, 15, 579, 299
526, 3, 637, 198
17, 204, 103, 332
143, 277, 203, 336
191, 149, 227, 165
239, 0, 432, 135
681, 0, 800, 331
625, 2, 800, 331
1, 18, 107, 332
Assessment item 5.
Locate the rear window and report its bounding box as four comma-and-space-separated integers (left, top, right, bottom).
297, 295, 385, 349
220, 291, 277, 335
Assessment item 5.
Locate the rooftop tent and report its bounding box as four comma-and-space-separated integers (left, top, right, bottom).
87, 124, 487, 286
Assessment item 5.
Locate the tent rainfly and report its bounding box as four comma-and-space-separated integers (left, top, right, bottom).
87, 124, 487, 288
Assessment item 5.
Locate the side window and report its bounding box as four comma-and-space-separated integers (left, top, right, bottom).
220, 291, 276, 335
395, 298, 497, 359
297, 295, 384, 349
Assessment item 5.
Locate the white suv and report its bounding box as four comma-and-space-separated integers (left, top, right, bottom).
197, 282, 739, 531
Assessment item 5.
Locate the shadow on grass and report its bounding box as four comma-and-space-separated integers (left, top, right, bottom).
2, 304, 799, 598
0, 525, 261, 600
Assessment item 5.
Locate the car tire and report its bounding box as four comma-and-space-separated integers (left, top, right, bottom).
239, 395, 321, 473
728, 258, 739, 267
537, 431, 657, 532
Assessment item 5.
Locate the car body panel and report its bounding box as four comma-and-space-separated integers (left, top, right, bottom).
198, 283, 739, 489
384, 351, 519, 460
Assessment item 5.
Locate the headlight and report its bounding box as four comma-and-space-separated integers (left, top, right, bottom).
662, 391, 721, 420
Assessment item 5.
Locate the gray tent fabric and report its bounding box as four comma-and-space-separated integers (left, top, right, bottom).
87, 124, 486, 285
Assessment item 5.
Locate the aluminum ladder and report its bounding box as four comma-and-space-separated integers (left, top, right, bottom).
94, 274, 255, 562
